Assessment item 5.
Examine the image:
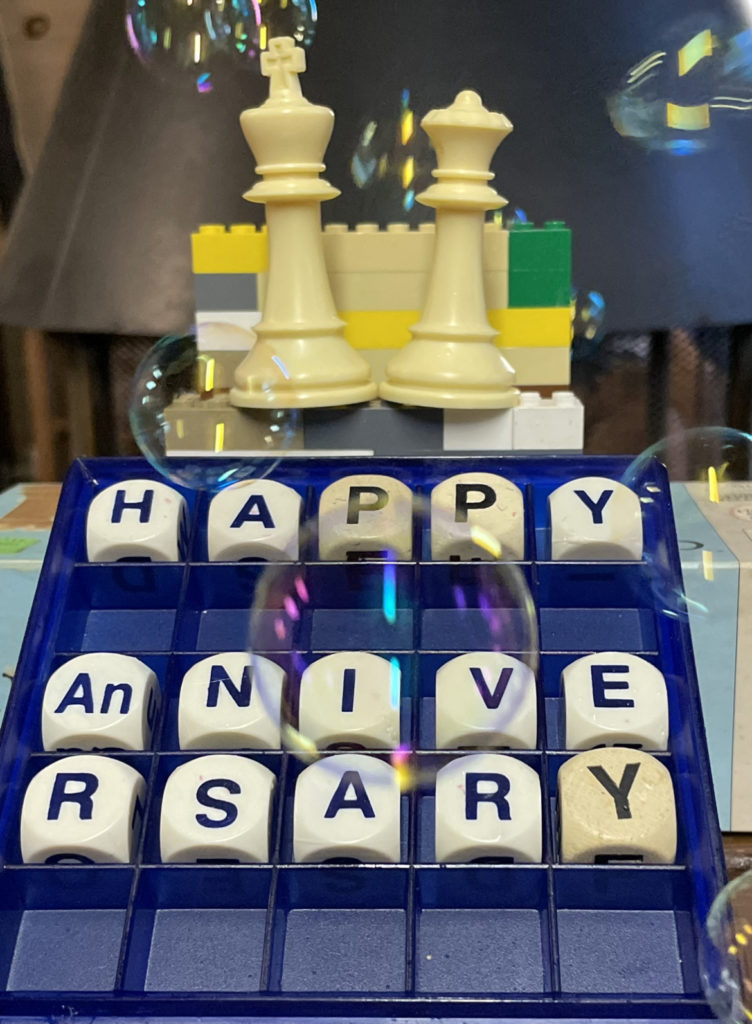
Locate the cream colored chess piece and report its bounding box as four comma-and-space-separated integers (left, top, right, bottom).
230, 38, 377, 408
380, 91, 519, 409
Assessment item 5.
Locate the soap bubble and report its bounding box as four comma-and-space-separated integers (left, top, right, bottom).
703, 868, 752, 1024
622, 426, 752, 619
248, 495, 539, 793
125, 0, 262, 90
124, 0, 316, 92
572, 288, 606, 342
349, 89, 434, 214
129, 325, 301, 491
607, 12, 752, 154
259, 0, 317, 50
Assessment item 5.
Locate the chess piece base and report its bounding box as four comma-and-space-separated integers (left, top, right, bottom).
380, 338, 520, 409
231, 337, 378, 409
379, 380, 520, 410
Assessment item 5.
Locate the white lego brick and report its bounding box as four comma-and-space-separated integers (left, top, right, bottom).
512, 391, 584, 451
442, 409, 514, 452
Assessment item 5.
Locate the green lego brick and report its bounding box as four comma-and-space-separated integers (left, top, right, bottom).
509, 220, 571, 272
509, 269, 571, 307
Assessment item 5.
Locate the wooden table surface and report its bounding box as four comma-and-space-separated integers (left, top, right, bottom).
724, 832, 752, 879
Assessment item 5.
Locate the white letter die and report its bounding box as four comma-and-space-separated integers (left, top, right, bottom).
562, 652, 669, 750
42, 653, 160, 752
435, 653, 537, 749
160, 754, 276, 863
434, 753, 542, 863
318, 475, 413, 560
298, 652, 400, 750
86, 479, 188, 562
207, 479, 301, 561
293, 754, 401, 863
21, 755, 146, 864
430, 472, 525, 561
549, 476, 643, 560
178, 652, 284, 750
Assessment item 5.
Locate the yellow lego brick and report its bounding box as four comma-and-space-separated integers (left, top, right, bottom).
191, 224, 269, 274
500, 346, 571, 387
483, 270, 509, 310
323, 223, 435, 274
340, 310, 418, 350
489, 307, 572, 347
330, 272, 427, 312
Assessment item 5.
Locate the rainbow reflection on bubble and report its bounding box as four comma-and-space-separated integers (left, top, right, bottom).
248, 499, 540, 792
608, 15, 752, 153
125, 0, 316, 90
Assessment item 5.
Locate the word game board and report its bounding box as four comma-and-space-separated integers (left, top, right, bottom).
0, 454, 724, 1020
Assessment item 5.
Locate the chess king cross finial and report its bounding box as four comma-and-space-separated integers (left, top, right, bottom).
260, 36, 306, 97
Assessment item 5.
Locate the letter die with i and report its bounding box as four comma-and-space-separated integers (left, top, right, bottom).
21, 755, 146, 863
160, 755, 276, 863
86, 480, 188, 561
298, 652, 400, 750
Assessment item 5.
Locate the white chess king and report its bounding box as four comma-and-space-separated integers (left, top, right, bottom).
230, 37, 377, 409
380, 90, 520, 409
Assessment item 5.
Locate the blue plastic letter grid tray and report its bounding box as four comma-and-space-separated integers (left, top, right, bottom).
0, 454, 726, 1021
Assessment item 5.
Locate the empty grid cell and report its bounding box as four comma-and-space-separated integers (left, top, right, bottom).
57, 566, 184, 654
281, 908, 406, 992
553, 866, 700, 995
557, 909, 684, 994
145, 908, 267, 991
0, 865, 134, 994
274, 866, 408, 993
417, 909, 543, 993
123, 866, 272, 993
415, 866, 549, 994
8, 908, 126, 992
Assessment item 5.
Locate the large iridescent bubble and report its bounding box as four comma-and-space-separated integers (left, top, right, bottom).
129, 325, 301, 490
703, 868, 752, 1024
248, 494, 539, 793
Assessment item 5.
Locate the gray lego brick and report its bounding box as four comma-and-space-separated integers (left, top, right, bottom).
304, 401, 443, 454
193, 273, 258, 311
